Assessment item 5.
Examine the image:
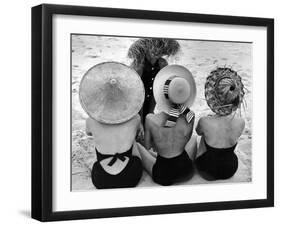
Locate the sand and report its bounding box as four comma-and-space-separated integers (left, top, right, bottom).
71, 35, 252, 191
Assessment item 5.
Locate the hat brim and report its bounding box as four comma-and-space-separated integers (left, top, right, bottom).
79, 62, 145, 124
153, 65, 196, 114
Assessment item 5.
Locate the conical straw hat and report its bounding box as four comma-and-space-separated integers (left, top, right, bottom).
205, 67, 245, 116
79, 62, 145, 124
153, 65, 196, 114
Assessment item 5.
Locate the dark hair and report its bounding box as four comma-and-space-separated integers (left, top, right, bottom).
127, 38, 180, 68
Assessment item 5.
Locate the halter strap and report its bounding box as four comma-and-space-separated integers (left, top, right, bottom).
163, 78, 194, 127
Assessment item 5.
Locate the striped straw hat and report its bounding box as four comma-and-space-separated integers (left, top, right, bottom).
205, 67, 245, 116
153, 65, 196, 116
79, 62, 145, 124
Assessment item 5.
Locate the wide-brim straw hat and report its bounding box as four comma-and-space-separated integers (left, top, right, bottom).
153, 65, 196, 114
205, 67, 245, 116
79, 62, 145, 124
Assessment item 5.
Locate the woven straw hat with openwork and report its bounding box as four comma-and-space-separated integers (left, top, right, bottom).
79, 62, 145, 124
205, 67, 245, 116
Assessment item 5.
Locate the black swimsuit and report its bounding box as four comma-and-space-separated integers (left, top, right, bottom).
91, 146, 143, 189
195, 140, 238, 181
152, 151, 194, 186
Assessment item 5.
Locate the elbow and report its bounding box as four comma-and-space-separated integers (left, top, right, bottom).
144, 141, 151, 150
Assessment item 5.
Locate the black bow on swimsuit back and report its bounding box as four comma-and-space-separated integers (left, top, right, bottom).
92, 146, 143, 189
95, 146, 133, 166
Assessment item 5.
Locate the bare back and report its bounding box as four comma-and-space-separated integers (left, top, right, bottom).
86, 115, 140, 154
86, 115, 140, 175
145, 113, 194, 158
197, 114, 245, 148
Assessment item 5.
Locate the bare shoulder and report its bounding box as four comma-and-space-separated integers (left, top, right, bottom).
197, 116, 216, 135
158, 58, 168, 68
198, 116, 210, 127
127, 114, 141, 127
132, 114, 141, 123
86, 117, 91, 124
235, 117, 245, 124
145, 113, 154, 126
86, 117, 97, 127
86, 117, 102, 135
146, 113, 164, 127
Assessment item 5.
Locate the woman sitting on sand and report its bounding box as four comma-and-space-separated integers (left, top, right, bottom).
127, 38, 180, 123
79, 62, 145, 189
137, 65, 197, 186
195, 67, 245, 181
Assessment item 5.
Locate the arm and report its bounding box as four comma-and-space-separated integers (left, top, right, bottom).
135, 115, 145, 145
144, 116, 153, 150
85, 118, 93, 136
186, 116, 195, 141
238, 118, 246, 137
196, 118, 204, 136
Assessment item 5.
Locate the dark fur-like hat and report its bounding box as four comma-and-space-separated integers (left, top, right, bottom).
127, 38, 180, 67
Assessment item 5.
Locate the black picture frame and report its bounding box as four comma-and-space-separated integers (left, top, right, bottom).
31, 3, 274, 222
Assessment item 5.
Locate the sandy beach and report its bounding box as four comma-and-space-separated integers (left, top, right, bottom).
71, 35, 252, 191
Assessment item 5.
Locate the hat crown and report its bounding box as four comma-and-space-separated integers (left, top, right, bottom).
101, 79, 127, 109
153, 65, 196, 114
205, 67, 245, 116
167, 77, 190, 104
215, 76, 240, 105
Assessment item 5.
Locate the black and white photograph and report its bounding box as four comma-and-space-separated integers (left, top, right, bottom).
71, 35, 252, 191
30, 3, 274, 222
0, 0, 278, 224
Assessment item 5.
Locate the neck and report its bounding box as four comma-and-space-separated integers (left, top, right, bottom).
214, 112, 236, 118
